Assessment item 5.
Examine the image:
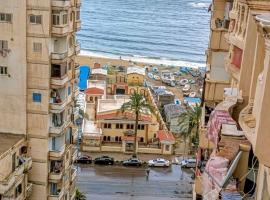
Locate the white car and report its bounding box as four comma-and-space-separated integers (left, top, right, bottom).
180, 158, 196, 168
148, 158, 170, 167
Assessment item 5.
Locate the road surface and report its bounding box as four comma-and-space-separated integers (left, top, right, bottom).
76, 164, 194, 200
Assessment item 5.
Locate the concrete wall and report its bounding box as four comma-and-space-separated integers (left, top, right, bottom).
0, 0, 27, 134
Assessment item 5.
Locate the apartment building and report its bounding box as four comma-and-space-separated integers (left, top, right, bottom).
0, 0, 80, 199
195, 0, 270, 199
0, 133, 32, 200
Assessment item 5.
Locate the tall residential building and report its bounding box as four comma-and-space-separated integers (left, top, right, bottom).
195, 0, 270, 199
0, 0, 81, 199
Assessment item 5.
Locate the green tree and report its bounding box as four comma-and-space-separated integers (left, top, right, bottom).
178, 104, 202, 155
121, 92, 153, 156
75, 188, 86, 200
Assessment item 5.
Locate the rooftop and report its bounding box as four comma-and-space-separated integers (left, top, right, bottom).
85, 87, 104, 95
157, 130, 175, 144
0, 133, 25, 156
97, 97, 130, 113
127, 66, 145, 76
92, 68, 108, 76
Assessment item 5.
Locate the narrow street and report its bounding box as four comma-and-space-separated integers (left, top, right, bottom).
76, 164, 193, 200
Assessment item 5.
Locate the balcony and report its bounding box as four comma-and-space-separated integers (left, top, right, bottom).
49, 170, 63, 181
52, 24, 70, 36
49, 188, 64, 200
70, 167, 77, 182
204, 78, 230, 102
0, 176, 16, 195
75, 42, 80, 55
50, 89, 72, 110
239, 103, 256, 148
75, 0, 81, 7
224, 57, 240, 80
211, 18, 229, 32
49, 146, 66, 159
75, 20, 81, 31
16, 157, 32, 175
51, 0, 71, 8
52, 51, 68, 61
26, 183, 33, 198
51, 64, 69, 86
71, 146, 78, 162
50, 118, 71, 136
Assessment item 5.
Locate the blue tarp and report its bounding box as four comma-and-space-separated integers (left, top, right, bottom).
79, 65, 91, 91
184, 97, 201, 106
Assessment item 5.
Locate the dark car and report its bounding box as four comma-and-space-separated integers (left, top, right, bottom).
94, 156, 114, 165
122, 158, 142, 167
75, 155, 92, 164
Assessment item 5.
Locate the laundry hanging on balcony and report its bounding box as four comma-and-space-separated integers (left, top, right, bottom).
207, 110, 236, 146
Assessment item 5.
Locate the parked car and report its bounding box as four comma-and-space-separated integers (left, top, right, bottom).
94, 156, 114, 165
148, 158, 170, 167
75, 155, 92, 164
123, 158, 142, 166
181, 158, 196, 168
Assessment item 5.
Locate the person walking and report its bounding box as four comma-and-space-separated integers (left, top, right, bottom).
146, 167, 150, 181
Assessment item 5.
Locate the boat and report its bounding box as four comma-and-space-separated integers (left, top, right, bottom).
152, 67, 159, 73
148, 72, 154, 79
170, 81, 176, 87
189, 92, 196, 98
182, 84, 191, 92
153, 75, 160, 81
179, 79, 189, 86
188, 79, 196, 84
161, 70, 175, 84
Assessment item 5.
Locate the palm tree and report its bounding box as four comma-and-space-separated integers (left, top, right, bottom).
178, 104, 202, 155
75, 188, 86, 200
121, 92, 153, 157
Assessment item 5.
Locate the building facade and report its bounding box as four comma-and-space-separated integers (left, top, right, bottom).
195, 0, 270, 199
0, 0, 80, 199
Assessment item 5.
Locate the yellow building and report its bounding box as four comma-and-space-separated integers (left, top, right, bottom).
126, 66, 145, 86
0, 133, 32, 200
195, 0, 270, 199
0, 0, 80, 199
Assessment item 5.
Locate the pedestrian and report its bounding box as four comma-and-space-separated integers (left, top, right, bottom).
146, 167, 150, 181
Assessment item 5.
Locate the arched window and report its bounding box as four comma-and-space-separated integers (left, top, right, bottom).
154, 134, 156, 138
140, 137, 144, 143
119, 136, 122, 142
107, 136, 111, 141
115, 136, 118, 142
103, 136, 106, 141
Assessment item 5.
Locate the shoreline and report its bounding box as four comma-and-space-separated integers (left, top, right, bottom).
77, 50, 206, 69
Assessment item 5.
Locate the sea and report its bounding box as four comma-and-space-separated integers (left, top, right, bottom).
78, 0, 211, 68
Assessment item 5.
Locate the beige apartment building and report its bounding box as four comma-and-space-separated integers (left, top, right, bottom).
0, 0, 80, 199
195, 0, 270, 199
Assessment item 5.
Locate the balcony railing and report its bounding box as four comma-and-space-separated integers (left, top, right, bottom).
75, 42, 80, 55
52, 24, 70, 36
204, 78, 230, 102
26, 183, 33, 198
51, 0, 71, 8
50, 120, 71, 136
224, 57, 240, 80
71, 146, 78, 162
49, 188, 64, 200
70, 167, 77, 182
51, 51, 68, 60
75, 20, 81, 31
49, 170, 64, 181
49, 145, 66, 159
50, 95, 72, 110
51, 75, 69, 86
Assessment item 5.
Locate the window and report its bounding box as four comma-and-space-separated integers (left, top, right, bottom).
0, 66, 7, 75
103, 136, 106, 141
63, 14, 68, 24
68, 86, 71, 95
12, 153, 16, 172
140, 137, 144, 143
29, 15, 42, 24
0, 13, 12, 22
138, 124, 145, 130
165, 145, 170, 151
0, 40, 8, 50
15, 184, 22, 198
33, 93, 42, 102
103, 123, 111, 129
116, 123, 123, 129
127, 124, 134, 129
76, 11, 80, 20
33, 42, 42, 52
52, 13, 60, 25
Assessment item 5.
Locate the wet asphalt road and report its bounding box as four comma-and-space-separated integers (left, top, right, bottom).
76, 164, 193, 200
